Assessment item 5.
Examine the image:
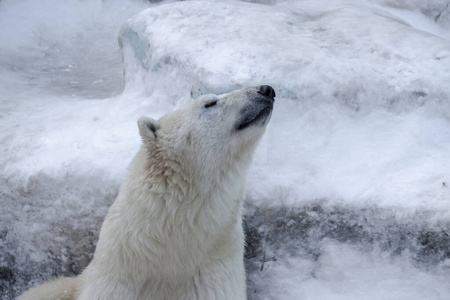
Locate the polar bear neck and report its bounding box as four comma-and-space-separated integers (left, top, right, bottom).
129, 142, 251, 229
98, 142, 252, 277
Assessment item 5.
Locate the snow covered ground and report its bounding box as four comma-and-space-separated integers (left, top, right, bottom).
1, 0, 450, 299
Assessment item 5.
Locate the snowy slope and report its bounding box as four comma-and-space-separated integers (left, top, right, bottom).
1, 0, 450, 299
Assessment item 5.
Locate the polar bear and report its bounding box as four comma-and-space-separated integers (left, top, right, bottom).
19, 85, 275, 300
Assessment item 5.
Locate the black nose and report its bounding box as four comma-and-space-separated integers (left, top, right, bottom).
258, 85, 276, 99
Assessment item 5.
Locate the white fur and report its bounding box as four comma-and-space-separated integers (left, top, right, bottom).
19, 86, 272, 300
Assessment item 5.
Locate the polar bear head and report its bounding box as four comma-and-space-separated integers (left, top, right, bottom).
137, 85, 275, 197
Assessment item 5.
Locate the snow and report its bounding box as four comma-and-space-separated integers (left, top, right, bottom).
250, 242, 450, 300
1, 0, 450, 299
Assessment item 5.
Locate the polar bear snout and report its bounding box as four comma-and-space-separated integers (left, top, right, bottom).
236, 86, 275, 131
257, 85, 276, 100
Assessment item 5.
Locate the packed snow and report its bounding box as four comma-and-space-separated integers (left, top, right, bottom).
1, 0, 450, 299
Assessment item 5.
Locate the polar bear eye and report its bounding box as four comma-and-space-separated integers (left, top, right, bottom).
204, 100, 218, 108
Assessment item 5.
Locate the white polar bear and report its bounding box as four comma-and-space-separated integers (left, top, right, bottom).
19, 85, 276, 300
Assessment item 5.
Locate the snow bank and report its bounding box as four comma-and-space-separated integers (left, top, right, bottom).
120, 1, 450, 109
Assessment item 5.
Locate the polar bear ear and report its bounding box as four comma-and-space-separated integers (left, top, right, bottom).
138, 116, 159, 144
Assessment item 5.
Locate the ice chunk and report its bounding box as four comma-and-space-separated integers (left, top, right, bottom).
119, 1, 450, 111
